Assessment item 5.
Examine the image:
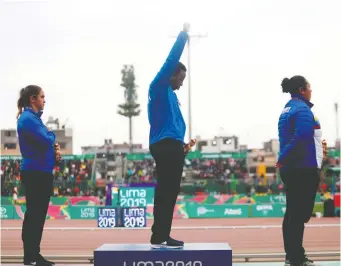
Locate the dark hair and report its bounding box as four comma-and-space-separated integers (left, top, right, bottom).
281, 75, 308, 94
16, 85, 42, 119
173, 62, 187, 76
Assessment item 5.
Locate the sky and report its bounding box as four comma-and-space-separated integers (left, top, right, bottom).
0, 0, 340, 154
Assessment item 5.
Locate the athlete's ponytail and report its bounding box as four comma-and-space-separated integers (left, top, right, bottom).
16, 85, 41, 119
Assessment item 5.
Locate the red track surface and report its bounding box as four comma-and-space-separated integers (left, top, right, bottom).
1, 218, 340, 256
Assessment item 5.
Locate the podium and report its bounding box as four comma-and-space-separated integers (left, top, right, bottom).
94, 243, 232, 266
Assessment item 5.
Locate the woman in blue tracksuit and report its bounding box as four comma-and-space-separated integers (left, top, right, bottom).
16, 85, 60, 266
277, 76, 323, 266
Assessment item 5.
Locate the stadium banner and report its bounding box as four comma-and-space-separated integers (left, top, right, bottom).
0, 154, 95, 160
185, 203, 249, 218
125, 152, 247, 161
177, 193, 321, 205
12, 205, 71, 220
1, 151, 336, 161
6, 196, 101, 206
97, 207, 118, 228
70, 206, 98, 219
50, 197, 69, 205
251, 203, 286, 217
0, 155, 22, 160
12, 205, 98, 220
266, 194, 321, 204
110, 186, 119, 206
328, 150, 340, 157
68, 196, 101, 206
265, 195, 287, 204
3, 202, 322, 220
0, 205, 14, 219
146, 203, 189, 219
118, 187, 154, 207
3, 193, 321, 208
3, 192, 322, 210
1, 197, 14, 205
121, 207, 147, 228
12, 205, 26, 219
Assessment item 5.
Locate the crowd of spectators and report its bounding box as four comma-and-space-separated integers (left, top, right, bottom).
189, 157, 248, 180
1, 159, 21, 196
125, 159, 156, 183
2, 151, 339, 197
1, 158, 94, 197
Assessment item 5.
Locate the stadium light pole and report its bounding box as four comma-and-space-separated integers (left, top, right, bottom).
335, 102, 340, 144
171, 23, 207, 143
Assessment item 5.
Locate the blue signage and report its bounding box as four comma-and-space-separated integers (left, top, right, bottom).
97, 207, 118, 228
119, 187, 154, 207
121, 207, 147, 228
94, 243, 232, 266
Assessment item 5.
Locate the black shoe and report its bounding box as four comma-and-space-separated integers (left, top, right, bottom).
284, 260, 302, 266
150, 237, 184, 249
24, 261, 37, 266
24, 260, 52, 266
38, 254, 55, 266
284, 256, 315, 266
301, 256, 315, 266
168, 237, 184, 245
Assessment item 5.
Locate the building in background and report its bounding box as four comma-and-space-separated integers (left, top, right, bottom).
195, 135, 240, 153
1, 129, 19, 155
247, 139, 279, 183
263, 139, 280, 154
81, 139, 148, 183
81, 139, 147, 156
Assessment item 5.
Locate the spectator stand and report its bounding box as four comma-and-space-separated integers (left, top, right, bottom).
1, 154, 96, 197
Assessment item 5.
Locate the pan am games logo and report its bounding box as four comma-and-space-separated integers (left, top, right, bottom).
81, 207, 96, 218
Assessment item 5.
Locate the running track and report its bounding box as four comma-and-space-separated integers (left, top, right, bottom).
1, 218, 340, 256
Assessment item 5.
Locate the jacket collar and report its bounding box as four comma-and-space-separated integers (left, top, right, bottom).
24, 107, 43, 118
291, 93, 314, 109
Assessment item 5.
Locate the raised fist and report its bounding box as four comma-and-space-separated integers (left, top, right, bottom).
183, 22, 190, 32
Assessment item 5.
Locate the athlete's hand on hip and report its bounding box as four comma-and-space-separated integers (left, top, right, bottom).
184, 139, 196, 154
275, 162, 283, 168
54, 143, 62, 162
54, 142, 60, 151
55, 152, 62, 162
322, 139, 328, 160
